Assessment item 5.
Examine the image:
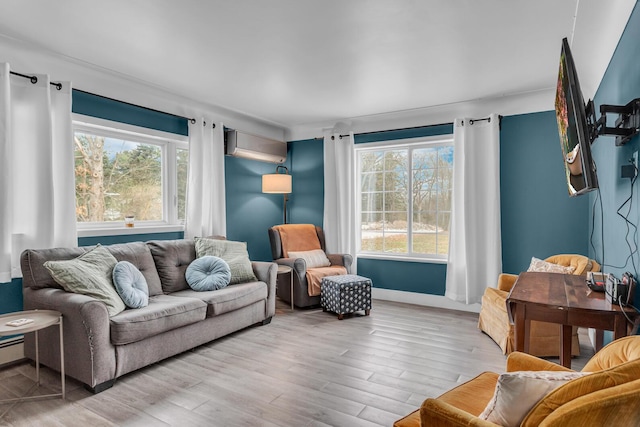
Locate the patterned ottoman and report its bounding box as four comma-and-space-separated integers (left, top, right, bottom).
321, 274, 372, 320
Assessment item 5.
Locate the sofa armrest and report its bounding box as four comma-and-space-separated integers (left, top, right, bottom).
327, 253, 353, 273
420, 398, 499, 426
22, 287, 116, 388
252, 261, 277, 318
497, 273, 518, 292
506, 352, 574, 373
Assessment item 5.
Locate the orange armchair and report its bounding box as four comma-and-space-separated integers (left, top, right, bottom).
477, 254, 600, 356
394, 335, 640, 427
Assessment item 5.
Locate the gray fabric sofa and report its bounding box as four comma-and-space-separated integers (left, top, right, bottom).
20, 239, 276, 393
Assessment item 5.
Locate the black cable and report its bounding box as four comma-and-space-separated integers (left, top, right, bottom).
598, 186, 606, 271
590, 188, 601, 264
602, 166, 639, 271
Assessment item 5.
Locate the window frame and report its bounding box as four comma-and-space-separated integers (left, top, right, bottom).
72, 114, 188, 236
355, 134, 454, 263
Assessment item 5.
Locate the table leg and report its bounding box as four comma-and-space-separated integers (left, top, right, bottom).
595, 329, 604, 352
59, 316, 65, 399
513, 303, 526, 352
561, 324, 572, 368
35, 329, 40, 386
614, 315, 627, 340
290, 271, 294, 310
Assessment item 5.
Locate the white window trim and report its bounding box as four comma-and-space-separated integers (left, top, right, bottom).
355, 134, 453, 263
72, 114, 188, 236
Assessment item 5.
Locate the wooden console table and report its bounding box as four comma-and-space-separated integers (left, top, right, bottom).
507, 272, 636, 368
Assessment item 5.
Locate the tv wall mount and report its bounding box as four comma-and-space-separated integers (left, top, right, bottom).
587, 98, 640, 146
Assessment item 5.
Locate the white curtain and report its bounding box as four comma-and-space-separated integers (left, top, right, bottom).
323, 131, 356, 268
184, 118, 226, 239
0, 63, 77, 282
445, 114, 502, 304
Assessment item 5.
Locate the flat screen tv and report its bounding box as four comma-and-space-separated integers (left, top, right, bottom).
555, 37, 598, 196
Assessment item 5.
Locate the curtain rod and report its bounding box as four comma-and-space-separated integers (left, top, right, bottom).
10, 70, 62, 90
329, 121, 454, 140
10, 71, 202, 126
328, 115, 502, 140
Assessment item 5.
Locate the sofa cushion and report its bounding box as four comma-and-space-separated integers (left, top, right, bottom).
109, 294, 207, 345
195, 238, 257, 284
288, 249, 331, 268
113, 261, 149, 308
171, 281, 267, 317
479, 370, 588, 427
22, 246, 90, 290
106, 242, 164, 297
44, 245, 126, 317
527, 257, 575, 274
185, 256, 231, 291
147, 239, 196, 293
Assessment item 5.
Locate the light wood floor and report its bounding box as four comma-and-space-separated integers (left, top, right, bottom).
0, 299, 595, 427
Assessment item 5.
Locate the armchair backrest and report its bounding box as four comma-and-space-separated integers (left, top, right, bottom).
544, 254, 600, 276
268, 224, 326, 260
581, 335, 640, 372
523, 336, 640, 426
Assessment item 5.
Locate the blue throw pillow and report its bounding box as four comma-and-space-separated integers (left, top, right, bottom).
112, 261, 149, 308
185, 256, 231, 291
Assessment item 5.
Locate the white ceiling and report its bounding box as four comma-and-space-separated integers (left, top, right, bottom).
0, 0, 635, 138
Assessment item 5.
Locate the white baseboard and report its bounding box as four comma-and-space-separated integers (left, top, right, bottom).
372, 288, 481, 313
0, 337, 24, 366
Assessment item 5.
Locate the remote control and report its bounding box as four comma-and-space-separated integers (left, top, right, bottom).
6, 318, 34, 327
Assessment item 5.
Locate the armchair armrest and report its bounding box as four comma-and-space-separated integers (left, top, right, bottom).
421, 399, 499, 427
506, 352, 574, 373
327, 253, 353, 273
497, 273, 518, 292
275, 257, 307, 279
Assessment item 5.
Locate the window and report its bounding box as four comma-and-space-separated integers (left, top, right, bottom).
73, 116, 188, 229
357, 136, 453, 260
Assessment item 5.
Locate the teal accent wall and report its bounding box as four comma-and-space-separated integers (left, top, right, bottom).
589, 2, 640, 311
224, 155, 291, 261
500, 112, 589, 273
78, 231, 184, 247
288, 138, 325, 226
0, 279, 23, 315
358, 258, 446, 294
72, 90, 189, 135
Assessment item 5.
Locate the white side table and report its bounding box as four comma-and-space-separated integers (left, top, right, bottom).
277, 265, 294, 310
0, 309, 65, 402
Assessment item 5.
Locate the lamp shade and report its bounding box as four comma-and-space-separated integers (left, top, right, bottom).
262, 173, 292, 194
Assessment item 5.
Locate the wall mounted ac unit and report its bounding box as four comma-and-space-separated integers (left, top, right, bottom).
224, 129, 287, 163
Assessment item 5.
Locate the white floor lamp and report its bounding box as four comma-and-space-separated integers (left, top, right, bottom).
262, 165, 292, 224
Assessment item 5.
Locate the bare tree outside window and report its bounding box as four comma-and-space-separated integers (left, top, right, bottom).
359, 142, 453, 257
74, 128, 187, 225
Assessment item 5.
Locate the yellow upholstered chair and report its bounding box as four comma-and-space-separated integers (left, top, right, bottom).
477, 254, 600, 356
394, 335, 640, 427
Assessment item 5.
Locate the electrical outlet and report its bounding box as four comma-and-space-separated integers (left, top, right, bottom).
622, 152, 638, 179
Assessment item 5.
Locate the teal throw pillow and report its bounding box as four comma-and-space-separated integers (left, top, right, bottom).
113, 261, 149, 308
185, 256, 231, 291
194, 238, 257, 284
44, 244, 125, 316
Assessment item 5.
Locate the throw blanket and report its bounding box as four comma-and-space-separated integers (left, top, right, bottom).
307, 266, 348, 296
273, 224, 321, 257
